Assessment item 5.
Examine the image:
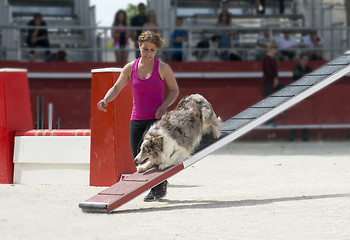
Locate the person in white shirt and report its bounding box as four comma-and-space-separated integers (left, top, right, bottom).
303, 29, 324, 60
256, 28, 274, 60
277, 29, 297, 61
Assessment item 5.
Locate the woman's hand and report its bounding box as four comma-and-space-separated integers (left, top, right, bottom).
97, 99, 108, 112
155, 105, 167, 119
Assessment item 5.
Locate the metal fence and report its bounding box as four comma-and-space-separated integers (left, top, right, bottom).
1, 24, 349, 62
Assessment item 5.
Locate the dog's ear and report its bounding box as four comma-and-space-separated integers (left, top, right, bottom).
175, 97, 186, 110
152, 136, 163, 151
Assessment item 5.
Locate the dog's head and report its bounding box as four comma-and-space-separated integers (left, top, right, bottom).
134, 133, 164, 165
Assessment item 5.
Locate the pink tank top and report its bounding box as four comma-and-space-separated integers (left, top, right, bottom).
130, 58, 165, 120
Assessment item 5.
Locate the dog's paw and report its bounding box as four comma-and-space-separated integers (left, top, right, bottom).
158, 163, 170, 170
213, 129, 222, 139
137, 165, 146, 173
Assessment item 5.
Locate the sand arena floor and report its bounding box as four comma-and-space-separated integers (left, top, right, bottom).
1, 141, 350, 240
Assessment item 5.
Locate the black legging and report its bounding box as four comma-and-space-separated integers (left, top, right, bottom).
129, 119, 157, 159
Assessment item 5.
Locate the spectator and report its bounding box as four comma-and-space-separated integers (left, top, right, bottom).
131, 3, 148, 58
56, 50, 67, 62
303, 29, 324, 60
256, 28, 274, 60
170, 17, 188, 62
249, 0, 264, 14
262, 42, 285, 125
289, 53, 312, 141
277, 29, 297, 61
215, 10, 236, 61
26, 13, 51, 62
258, 0, 285, 14
112, 10, 130, 62
143, 10, 160, 33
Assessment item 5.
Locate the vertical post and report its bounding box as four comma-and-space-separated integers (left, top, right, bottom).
48, 103, 53, 129
90, 68, 136, 186
0, 68, 33, 184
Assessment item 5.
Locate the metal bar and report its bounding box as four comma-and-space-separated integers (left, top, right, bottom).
40, 96, 45, 129
48, 103, 53, 129
35, 96, 40, 129
256, 124, 350, 130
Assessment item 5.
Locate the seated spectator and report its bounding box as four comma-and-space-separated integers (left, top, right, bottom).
303, 29, 324, 60
112, 9, 130, 62
46, 50, 67, 62
250, 0, 264, 14
258, 0, 285, 14
215, 10, 236, 61
256, 28, 274, 60
26, 13, 51, 62
143, 10, 159, 33
277, 29, 297, 61
170, 17, 188, 62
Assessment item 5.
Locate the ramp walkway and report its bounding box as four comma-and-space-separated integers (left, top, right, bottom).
79, 52, 350, 213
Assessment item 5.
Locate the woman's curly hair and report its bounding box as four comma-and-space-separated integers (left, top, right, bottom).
138, 30, 164, 48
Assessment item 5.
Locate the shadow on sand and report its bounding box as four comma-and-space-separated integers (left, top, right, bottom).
113, 193, 350, 214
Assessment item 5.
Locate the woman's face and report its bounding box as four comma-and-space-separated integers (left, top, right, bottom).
118, 12, 125, 21
139, 41, 158, 60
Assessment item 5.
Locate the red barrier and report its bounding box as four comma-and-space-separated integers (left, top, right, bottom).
90, 68, 136, 186
0, 68, 33, 184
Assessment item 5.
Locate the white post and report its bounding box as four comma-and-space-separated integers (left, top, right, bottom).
48, 103, 53, 129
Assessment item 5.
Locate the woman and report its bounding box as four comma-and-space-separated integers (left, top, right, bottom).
215, 10, 236, 61
143, 10, 159, 33
111, 10, 130, 62
97, 31, 179, 201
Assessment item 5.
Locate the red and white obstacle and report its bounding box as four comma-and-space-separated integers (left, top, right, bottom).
13, 129, 90, 185
0, 68, 136, 186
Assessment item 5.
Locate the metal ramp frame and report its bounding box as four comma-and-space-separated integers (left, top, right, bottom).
79, 52, 350, 213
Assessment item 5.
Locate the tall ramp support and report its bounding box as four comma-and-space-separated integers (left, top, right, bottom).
79, 52, 350, 213
90, 68, 135, 186
0, 69, 33, 184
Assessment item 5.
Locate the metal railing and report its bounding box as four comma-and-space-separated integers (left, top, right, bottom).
1, 24, 349, 62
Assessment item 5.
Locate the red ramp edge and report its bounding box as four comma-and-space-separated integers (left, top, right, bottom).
79, 164, 184, 213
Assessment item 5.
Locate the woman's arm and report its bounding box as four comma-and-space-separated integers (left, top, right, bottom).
97, 62, 133, 112
157, 62, 179, 118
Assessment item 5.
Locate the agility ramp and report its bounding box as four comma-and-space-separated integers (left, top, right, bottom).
79, 52, 350, 213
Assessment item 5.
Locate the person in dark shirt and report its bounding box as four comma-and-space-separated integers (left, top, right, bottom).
170, 17, 188, 61
262, 41, 285, 125
26, 13, 51, 61
262, 42, 285, 96
289, 53, 312, 141
131, 3, 148, 58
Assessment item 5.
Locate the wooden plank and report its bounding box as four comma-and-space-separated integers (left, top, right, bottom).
310, 65, 345, 76
271, 85, 309, 97
252, 96, 290, 108
232, 107, 271, 119
290, 75, 325, 86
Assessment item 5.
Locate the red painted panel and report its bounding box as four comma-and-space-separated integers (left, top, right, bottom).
90, 70, 136, 187
0, 70, 33, 183
85, 193, 123, 203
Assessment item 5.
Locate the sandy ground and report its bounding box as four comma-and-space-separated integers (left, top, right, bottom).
1, 141, 350, 240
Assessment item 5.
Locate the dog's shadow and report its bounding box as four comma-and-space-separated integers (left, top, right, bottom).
112, 193, 350, 214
